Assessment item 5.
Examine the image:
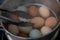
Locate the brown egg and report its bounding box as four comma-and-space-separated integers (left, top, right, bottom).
18, 33, 28, 37
8, 24, 19, 35
30, 17, 44, 28
39, 5, 50, 18
28, 6, 39, 17
10, 15, 19, 21
41, 26, 52, 35
45, 17, 57, 28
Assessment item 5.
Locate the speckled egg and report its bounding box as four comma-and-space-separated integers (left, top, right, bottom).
39, 5, 50, 18
41, 26, 52, 35
29, 29, 42, 38
45, 17, 57, 28
19, 26, 32, 34
28, 6, 40, 17
10, 15, 19, 21
18, 33, 28, 38
16, 6, 27, 12
30, 17, 44, 28
8, 24, 19, 35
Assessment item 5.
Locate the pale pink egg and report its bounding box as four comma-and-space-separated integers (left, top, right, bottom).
41, 26, 52, 35
39, 5, 50, 18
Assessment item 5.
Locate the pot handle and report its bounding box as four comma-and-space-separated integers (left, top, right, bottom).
57, 0, 60, 4
6, 34, 13, 40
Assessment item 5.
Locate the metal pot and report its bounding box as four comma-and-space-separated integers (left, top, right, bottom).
0, 0, 60, 18
0, 0, 60, 40
1, 4, 60, 40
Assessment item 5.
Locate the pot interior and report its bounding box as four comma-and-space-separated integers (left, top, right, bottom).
1, 4, 59, 39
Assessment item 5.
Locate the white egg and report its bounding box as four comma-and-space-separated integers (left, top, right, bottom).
16, 6, 27, 12
41, 26, 52, 35
39, 5, 50, 18
29, 29, 42, 38
8, 24, 19, 35
19, 26, 32, 34
19, 17, 29, 22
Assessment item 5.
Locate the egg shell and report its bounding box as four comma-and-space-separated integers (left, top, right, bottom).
45, 17, 57, 28
10, 15, 19, 21
28, 6, 40, 17
19, 26, 32, 34
30, 17, 44, 28
8, 24, 19, 35
16, 6, 27, 12
39, 5, 50, 18
19, 17, 30, 22
29, 29, 42, 38
41, 26, 52, 35
18, 33, 28, 38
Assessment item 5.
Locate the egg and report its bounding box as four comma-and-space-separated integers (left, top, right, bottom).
28, 6, 40, 17
19, 26, 32, 34
19, 17, 30, 22
45, 17, 57, 28
30, 17, 44, 28
41, 26, 52, 35
18, 33, 28, 38
10, 15, 19, 21
29, 29, 42, 38
16, 6, 27, 12
39, 5, 50, 18
8, 24, 19, 35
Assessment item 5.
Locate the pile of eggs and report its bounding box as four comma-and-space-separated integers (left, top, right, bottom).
6, 4, 58, 38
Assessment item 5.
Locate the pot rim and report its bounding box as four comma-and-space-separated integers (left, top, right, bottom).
57, 0, 60, 4
2, 3, 60, 39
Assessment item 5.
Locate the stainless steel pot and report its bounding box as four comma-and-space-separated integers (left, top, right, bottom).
1, 4, 60, 40
0, 0, 60, 40
1, 0, 60, 17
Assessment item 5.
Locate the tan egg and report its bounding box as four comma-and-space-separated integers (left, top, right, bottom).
19, 26, 32, 34
39, 5, 50, 18
10, 15, 19, 21
8, 24, 19, 35
41, 26, 52, 35
30, 17, 44, 28
45, 17, 57, 28
28, 6, 39, 17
